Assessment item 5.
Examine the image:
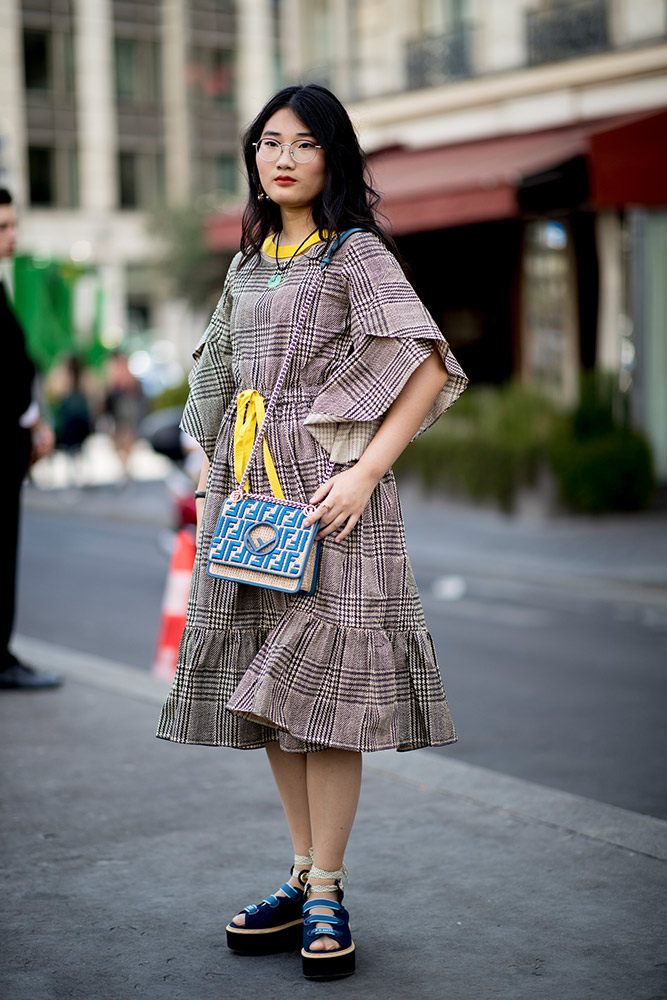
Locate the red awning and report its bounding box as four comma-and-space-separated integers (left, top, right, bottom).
368, 125, 591, 233
204, 108, 667, 249
588, 108, 667, 207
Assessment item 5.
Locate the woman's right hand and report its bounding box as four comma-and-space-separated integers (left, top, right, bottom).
305, 465, 380, 543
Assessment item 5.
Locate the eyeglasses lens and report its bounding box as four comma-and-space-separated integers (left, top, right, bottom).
257, 141, 318, 164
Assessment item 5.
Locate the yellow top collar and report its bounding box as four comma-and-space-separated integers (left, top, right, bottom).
262, 231, 328, 259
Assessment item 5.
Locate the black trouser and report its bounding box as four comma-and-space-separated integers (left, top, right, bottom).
2, 428, 32, 666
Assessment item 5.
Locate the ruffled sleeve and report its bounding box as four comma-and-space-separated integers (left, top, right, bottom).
180, 255, 240, 460
304, 233, 468, 464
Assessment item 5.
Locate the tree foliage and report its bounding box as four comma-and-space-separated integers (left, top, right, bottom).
147, 203, 233, 311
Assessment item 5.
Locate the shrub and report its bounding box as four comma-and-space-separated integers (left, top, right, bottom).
395, 383, 557, 512
549, 427, 654, 513
395, 375, 656, 515
548, 373, 655, 513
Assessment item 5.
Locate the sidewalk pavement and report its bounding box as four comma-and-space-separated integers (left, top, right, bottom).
2, 635, 666, 1000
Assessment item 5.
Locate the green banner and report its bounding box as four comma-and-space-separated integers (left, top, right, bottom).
84, 283, 108, 370
13, 255, 80, 372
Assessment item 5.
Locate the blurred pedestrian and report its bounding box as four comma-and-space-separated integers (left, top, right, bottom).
103, 351, 145, 483
53, 355, 93, 485
0, 188, 61, 689
156, 85, 468, 978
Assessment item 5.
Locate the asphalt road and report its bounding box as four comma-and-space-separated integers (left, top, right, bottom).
16, 484, 667, 821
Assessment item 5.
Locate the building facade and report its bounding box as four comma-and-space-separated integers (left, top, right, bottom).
0, 0, 239, 378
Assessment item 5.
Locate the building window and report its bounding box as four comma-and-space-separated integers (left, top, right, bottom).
114, 38, 162, 103
526, 0, 610, 66
119, 152, 138, 208
23, 27, 76, 94
23, 29, 50, 90
209, 48, 235, 104
115, 38, 134, 100
406, 0, 471, 90
65, 147, 79, 208
22, 3, 78, 209
118, 150, 165, 209
26, 145, 78, 209
154, 151, 166, 202
200, 154, 238, 197
188, 46, 235, 105
28, 147, 54, 205
405, 24, 471, 88
216, 155, 237, 196
62, 30, 76, 94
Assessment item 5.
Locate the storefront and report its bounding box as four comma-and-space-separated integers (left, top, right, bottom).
369, 107, 667, 478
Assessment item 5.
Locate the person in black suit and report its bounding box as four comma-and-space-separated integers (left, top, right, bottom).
0, 188, 61, 689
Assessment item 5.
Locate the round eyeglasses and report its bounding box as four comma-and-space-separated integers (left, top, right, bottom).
254, 139, 323, 164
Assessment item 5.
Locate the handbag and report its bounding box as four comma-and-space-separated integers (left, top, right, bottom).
207, 229, 364, 593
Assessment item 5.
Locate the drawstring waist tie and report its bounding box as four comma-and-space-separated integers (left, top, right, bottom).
233, 389, 284, 499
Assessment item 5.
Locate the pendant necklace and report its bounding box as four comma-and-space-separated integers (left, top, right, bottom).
267, 228, 318, 289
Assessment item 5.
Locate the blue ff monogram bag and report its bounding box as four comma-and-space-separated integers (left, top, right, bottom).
206, 229, 364, 594
207, 491, 322, 594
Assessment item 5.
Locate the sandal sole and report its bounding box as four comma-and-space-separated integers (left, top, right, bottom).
301, 943, 356, 980
226, 918, 303, 954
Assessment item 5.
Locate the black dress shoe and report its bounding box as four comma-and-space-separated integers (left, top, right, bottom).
0, 661, 63, 690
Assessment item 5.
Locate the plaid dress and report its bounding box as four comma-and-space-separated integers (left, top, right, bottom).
156, 231, 468, 753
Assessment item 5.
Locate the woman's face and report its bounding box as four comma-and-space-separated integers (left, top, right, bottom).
255, 107, 326, 216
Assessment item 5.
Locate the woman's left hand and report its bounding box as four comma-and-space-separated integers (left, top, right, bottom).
305, 466, 380, 543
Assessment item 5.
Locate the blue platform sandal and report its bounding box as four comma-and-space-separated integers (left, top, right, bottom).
301, 865, 355, 980
225, 853, 312, 954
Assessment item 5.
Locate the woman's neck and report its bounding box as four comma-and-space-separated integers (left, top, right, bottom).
278, 207, 318, 246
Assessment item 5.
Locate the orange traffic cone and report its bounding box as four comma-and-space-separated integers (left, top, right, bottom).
152, 528, 196, 681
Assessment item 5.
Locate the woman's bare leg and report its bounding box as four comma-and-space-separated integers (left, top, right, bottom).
306, 749, 362, 952
231, 742, 311, 927
265, 742, 313, 856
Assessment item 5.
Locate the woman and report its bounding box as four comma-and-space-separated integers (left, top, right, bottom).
157, 84, 468, 980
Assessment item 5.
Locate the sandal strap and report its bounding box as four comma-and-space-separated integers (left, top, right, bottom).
303, 905, 346, 937
303, 899, 344, 917
244, 878, 303, 914
306, 924, 343, 939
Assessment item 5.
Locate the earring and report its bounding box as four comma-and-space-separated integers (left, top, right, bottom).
257, 186, 268, 202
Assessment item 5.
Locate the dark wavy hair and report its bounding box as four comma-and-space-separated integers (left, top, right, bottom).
239, 83, 397, 266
